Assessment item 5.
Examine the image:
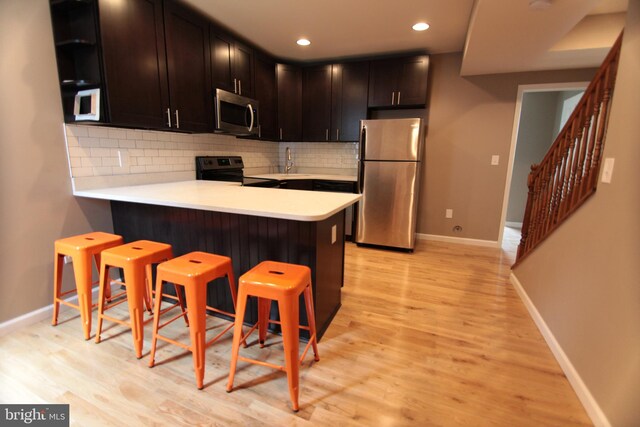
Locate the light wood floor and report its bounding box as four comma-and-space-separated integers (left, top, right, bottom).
0, 239, 591, 426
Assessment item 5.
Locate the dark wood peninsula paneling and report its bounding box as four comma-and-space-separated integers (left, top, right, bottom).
111, 201, 345, 340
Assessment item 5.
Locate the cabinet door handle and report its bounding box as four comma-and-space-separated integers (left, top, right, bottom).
234, 78, 237, 94
258, 125, 261, 139
336, 128, 340, 140
326, 129, 329, 141
238, 80, 242, 95
397, 91, 401, 104
166, 108, 172, 127
175, 109, 180, 129
391, 92, 395, 105
280, 128, 283, 140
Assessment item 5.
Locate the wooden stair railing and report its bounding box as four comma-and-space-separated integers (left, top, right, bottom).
515, 33, 623, 264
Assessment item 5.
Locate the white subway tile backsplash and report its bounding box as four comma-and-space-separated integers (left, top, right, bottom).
64, 125, 357, 185
100, 138, 120, 148
108, 129, 127, 140
118, 139, 136, 148
126, 129, 142, 140
78, 136, 100, 148
88, 127, 110, 138
81, 157, 102, 167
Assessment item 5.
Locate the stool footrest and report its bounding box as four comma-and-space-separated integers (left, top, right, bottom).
156, 303, 188, 330
205, 306, 235, 318
58, 289, 77, 298
99, 312, 154, 328
56, 299, 80, 311
239, 323, 260, 347
238, 356, 286, 372
205, 322, 235, 347
155, 334, 190, 351
263, 317, 311, 332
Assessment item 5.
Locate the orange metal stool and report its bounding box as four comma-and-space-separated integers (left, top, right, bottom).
226, 260, 320, 412
52, 231, 124, 340
95, 240, 177, 359
149, 251, 240, 390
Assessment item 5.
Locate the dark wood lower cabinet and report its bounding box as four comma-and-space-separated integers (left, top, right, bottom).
110, 201, 345, 340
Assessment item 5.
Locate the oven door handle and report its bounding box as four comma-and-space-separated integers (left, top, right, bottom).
246, 103, 255, 132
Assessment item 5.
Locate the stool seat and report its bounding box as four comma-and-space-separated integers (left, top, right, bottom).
239, 261, 311, 296
100, 240, 172, 265
52, 232, 123, 340
226, 260, 319, 412
55, 231, 124, 254
155, 251, 232, 285
95, 240, 175, 358
149, 251, 240, 390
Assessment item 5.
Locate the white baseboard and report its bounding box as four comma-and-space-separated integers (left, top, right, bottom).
0, 282, 119, 338
416, 233, 499, 248
505, 221, 523, 228
509, 272, 610, 427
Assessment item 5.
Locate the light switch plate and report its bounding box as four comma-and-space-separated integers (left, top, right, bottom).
491, 155, 500, 166
601, 158, 615, 183
446, 209, 453, 219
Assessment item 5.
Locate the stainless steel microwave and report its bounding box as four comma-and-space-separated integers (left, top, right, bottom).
214, 88, 259, 136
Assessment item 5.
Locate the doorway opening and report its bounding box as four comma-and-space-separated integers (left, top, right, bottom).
499, 82, 589, 251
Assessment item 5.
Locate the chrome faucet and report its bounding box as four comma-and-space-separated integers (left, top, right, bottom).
285, 146, 293, 174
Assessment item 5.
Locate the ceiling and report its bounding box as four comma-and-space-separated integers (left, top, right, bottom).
184, 0, 627, 75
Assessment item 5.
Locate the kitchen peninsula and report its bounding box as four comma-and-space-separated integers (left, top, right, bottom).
75, 180, 361, 339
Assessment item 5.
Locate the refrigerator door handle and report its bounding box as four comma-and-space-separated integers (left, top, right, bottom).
358, 161, 365, 194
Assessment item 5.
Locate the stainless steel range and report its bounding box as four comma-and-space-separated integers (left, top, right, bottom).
195, 156, 279, 187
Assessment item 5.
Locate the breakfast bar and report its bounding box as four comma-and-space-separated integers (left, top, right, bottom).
75, 180, 361, 339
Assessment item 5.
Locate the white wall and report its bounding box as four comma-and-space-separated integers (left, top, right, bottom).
0, 0, 114, 323
513, 2, 639, 425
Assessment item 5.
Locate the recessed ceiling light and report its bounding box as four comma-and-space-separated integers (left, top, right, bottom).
296, 38, 311, 46
412, 22, 430, 31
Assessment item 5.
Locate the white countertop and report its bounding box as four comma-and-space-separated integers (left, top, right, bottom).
246, 173, 357, 182
74, 180, 361, 221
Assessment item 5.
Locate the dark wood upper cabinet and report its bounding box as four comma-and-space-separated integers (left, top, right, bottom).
331, 61, 369, 142
276, 63, 302, 141
163, 0, 212, 132
253, 53, 278, 140
210, 31, 234, 94
301, 61, 369, 142
302, 65, 332, 141
368, 55, 429, 108
95, 0, 211, 132
210, 27, 254, 98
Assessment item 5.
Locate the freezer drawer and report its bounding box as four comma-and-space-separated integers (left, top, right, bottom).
356, 161, 420, 249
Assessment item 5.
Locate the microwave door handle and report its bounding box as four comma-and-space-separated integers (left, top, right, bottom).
246, 103, 254, 132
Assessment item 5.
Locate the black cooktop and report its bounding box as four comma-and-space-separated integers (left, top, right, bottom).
195, 156, 279, 188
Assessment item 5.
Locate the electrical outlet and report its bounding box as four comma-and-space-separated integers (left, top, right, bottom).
491, 155, 500, 166
331, 225, 337, 244
446, 209, 453, 219
63, 255, 73, 264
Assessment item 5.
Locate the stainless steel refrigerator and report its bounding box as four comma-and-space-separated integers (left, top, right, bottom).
356, 118, 424, 250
